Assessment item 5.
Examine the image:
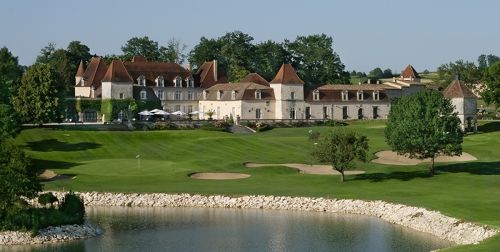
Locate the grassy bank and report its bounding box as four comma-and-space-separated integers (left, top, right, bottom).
15, 120, 500, 251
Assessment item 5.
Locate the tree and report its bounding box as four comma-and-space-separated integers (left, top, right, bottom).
0, 139, 41, 214
66, 41, 92, 72
121, 36, 161, 61
188, 36, 222, 70
437, 60, 481, 89
252, 40, 290, 81
383, 68, 393, 78
160, 38, 187, 64
0, 47, 23, 104
285, 34, 349, 84
368, 67, 384, 79
12, 64, 63, 124
0, 104, 19, 140
312, 128, 368, 182
385, 90, 463, 175
482, 61, 500, 110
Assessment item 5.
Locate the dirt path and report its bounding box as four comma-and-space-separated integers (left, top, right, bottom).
371, 151, 477, 166
244, 163, 365, 175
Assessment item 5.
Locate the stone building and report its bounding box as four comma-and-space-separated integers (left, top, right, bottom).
443, 77, 478, 132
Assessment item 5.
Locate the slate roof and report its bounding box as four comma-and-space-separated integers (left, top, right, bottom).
270, 64, 304, 84
123, 60, 191, 87
443, 79, 477, 98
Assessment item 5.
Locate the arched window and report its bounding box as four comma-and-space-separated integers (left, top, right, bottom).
373, 91, 380, 101
202, 90, 207, 100
156, 76, 164, 87
174, 76, 182, 87
357, 91, 364, 101
186, 77, 194, 88
342, 90, 349, 101
231, 90, 237, 100
217, 90, 222, 100
313, 90, 320, 101
255, 90, 262, 100
138, 76, 146, 86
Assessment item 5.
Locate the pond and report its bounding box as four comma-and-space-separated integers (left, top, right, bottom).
3, 206, 454, 252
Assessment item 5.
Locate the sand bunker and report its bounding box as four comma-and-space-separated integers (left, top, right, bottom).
189, 172, 251, 180
38, 170, 74, 181
244, 163, 365, 175
372, 151, 477, 166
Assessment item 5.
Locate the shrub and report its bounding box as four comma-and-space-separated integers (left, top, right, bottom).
291, 121, 309, 127
59, 192, 85, 224
324, 120, 348, 127
153, 122, 179, 130
308, 130, 320, 141
242, 121, 256, 128
273, 121, 289, 128
38, 193, 58, 208
256, 122, 273, 132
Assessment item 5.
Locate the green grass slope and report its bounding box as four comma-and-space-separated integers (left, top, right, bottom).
15, 120, 500, 251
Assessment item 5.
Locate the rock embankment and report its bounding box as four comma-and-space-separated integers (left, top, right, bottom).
41, 191, 497, 245
0, 224, 102, 245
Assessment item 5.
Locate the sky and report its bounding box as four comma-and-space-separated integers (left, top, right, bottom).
1, 0, 499, 73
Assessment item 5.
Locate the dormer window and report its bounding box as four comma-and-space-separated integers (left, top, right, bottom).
357, 91, 364, 101
174, 76, 182, 87
186, 77, 194, 88
156, 76, 164, 87
138, 76, 146, 86
231, 90, 237, 100
313, 90, 320, 101
342, 90, 349, 101
140, 90, 147, 100
373, 90, 380, 101
290, 91, 295, 100
217, 90, 222, 100
255, 90, 262, 100
203, 90, 207, 100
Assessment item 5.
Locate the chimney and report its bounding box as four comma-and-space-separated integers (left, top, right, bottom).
213, 60, 218, 82
376, 80, 380, 84
367, 79, 371, 84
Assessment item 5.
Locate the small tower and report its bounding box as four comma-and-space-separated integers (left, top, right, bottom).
270, 64, 305, 119
400, 64, 421, 82
443, 75, 478, 132
75, 60, 85, 85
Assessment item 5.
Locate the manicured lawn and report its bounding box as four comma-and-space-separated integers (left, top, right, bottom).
15, 120, 500, 251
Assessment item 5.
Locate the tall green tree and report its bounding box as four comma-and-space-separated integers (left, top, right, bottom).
12, 64, 63, 124
312, 129, 368, 182
188, 36, 222, 70
385, 90, 463, 175
252, 40, 290, 81
0, 47, 23, 104
0, 104, 19, 140
66, 41, 92, 71
121, 36, 161, 61
0, 139, 40, 215
219, 31, 255, 82
368, 67, 384, 79
437, 60, 481, 89
285, 34, 349, 84
160, 38, 187, 64
482, 61, 500, 110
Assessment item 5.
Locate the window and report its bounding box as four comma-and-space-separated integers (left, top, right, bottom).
255, 90, 261, 99
186, 77, 194, 88
174, 90, 181, 100
202, 90, 207, 100
187, 91, 194, 100
119, 93, 124, 99
217, 90, 222, 100
289, 108, 296, 119
156, 90, 164, 100
187, 105, 193, 114
373, 106, 379, 119
231, 90, 236, 100
138, 76, 146, 86
342, 106, 348, 120
174, 76, 182, 87
256, 109, 261, 119
291, 91, 295, 100
140, 90, 147, 100
305, 107, 311, 119
373, 91, 380, 101
313, 90, 320, 101
156, 76, 164, 87
358, 108, 363, 119
323, 106, 328, 119
342, 90, 349, 101
357, 91, 364, 101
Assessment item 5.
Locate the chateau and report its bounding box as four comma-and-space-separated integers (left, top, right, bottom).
73, 56, 477, 131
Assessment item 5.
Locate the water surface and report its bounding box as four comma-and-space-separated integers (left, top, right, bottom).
3, 206, 454, 252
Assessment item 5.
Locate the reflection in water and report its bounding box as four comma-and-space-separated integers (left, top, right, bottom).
2, 206, 454, 252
